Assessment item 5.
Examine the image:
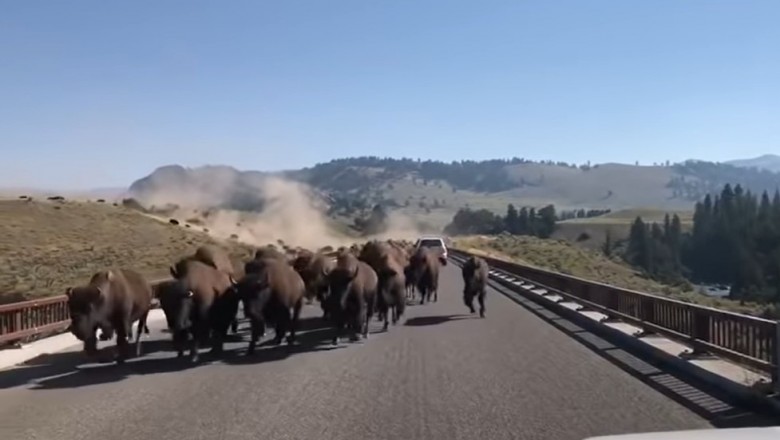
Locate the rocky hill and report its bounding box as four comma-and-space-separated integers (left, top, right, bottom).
127, 157, 780, 232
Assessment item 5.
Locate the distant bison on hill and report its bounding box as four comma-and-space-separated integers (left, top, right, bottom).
169, 219, 180, 226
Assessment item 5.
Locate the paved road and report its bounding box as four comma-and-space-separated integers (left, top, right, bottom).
0, 263, 722, 440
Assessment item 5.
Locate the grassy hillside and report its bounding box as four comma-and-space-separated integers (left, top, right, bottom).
552, 208, 695, 250
453, 235, 768, 316
0, 199, 255, 304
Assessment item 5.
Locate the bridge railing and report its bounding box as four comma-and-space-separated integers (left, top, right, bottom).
449, 248, 780, 388
0, 251, 342, 348
0, 278, 172, 347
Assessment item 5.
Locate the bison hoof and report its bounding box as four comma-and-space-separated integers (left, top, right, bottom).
480, 311, 485, 318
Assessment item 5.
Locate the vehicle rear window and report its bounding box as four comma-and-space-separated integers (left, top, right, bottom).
418, 239, 444, 248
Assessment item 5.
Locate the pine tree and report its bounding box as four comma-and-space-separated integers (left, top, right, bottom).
505, 204, 519, 234
603, 229, 613, 256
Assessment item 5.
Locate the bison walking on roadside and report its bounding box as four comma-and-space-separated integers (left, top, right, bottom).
462, 256, 489, 318
160, 259, 239, 362
327, 252, 377, 344
65, 269, 153, 364
236, 258, 305, 354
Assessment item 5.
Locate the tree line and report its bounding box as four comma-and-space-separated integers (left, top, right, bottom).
626, 184, 780, 304
557, 208, 612, 221
444, 204, 557, 239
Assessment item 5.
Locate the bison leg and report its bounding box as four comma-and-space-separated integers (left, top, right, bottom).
272, 308, 290, 346
173, 330, 188, 358
331, 313, 344, 346
288, 300, 302, 346
478, 288, 486, 318
464, 292, 476, 314
231, 319, 239, 334
84, 335, 98, 357
247, 317, 265, 355
114, 322, 130, 365
134, 311, 149, 357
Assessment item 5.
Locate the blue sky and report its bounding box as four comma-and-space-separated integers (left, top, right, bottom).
1, 1, 778, 189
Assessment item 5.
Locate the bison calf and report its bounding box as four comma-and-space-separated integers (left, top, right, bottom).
461, 256, 489, 318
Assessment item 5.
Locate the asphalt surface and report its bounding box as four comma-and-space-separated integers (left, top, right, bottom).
0, 263, 721, 440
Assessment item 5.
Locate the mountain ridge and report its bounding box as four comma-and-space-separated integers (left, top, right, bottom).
125, 156, 780, 232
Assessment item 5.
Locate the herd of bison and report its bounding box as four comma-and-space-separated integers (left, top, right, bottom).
64, 240, 490, 364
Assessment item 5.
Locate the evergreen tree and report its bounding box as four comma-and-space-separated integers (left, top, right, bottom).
505, 204, 519, 234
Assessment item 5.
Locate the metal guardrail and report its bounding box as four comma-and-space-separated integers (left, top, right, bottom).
449, 248, 780, 389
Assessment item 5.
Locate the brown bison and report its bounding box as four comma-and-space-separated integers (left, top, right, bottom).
291, 250, 334, 305
65, 269, 153, 364
408, 247, 445, 305
359, 240, 407, 272
235, 258, 305, 354
461, 256, 489, 318
327, 253, 378, 344
375, 253, 406, 331
254, 245, 287, 261
175, 245, 240, 333
193, 245, 237, 282
162, 259, 239, 362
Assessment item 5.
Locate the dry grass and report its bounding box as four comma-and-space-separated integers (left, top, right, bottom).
553, 208, 695, 250
0, 199, 255, 304
453, 234, 766, 316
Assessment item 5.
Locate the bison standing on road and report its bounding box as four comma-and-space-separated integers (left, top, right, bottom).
291, 249, 334, 306
162, 259, 239, 362
236, 258, 305, 354
65, 269, 153, 364
375, 253, 406, 331
178, 245, 241, 334
461, 256, 489, 318
327, 252, 377, 344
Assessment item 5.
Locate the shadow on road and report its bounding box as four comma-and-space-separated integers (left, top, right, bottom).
404, 314, 472, 327
487, 279, 780, 429
0, 339, 176, 390
0, 315, 362, 390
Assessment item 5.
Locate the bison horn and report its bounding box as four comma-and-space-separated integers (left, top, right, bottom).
187, 290, 194, 298
65, 287, 73, 298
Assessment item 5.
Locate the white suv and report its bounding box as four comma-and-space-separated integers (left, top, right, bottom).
414, 236, 448, 260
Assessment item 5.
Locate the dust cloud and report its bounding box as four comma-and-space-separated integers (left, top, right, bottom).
139, 174, 424, 250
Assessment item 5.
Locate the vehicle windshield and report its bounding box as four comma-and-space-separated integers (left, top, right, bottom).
418, 239, 444, 248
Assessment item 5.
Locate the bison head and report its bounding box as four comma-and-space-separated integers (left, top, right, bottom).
155, 280, 194, 334
235, 274, 273, 322
65, 285, 106, 353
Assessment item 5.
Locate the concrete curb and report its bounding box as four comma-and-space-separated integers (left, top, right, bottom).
450, 256, 780, 418
0, 309, 167, 372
